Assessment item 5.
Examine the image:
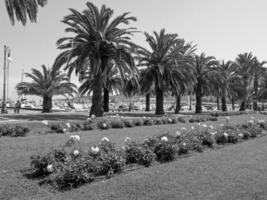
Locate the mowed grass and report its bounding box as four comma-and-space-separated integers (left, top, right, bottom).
0, 113, 267, 200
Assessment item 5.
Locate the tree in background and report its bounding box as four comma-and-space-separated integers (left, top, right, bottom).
138, 29, 194, 115
192, 53, 218, 113
54, 2, 138, 117
5, 0, 47, 25
16, 65, 76, 113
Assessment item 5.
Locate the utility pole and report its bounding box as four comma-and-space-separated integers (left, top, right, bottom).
1, 46, 11, 114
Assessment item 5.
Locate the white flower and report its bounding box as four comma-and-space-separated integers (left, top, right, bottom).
175, 131, 181, 136
182, 142, 186, 146
66, 122, 71, 128
41, 120, 49, 125
142, 116, 147, 119
197, 123, 201, 126
181, 127, 187, 131
202, 124, 207, 128
73, 150, 79, 156
91, 146, 99, 154
191, 126, 195, 130
125, 137, 131, 143
91, 114, 96, 119
223, 132, 228, 137
161, 136, 168, 142
238, 133, 244, 138
259, 119, 265, 124
248, 120, 254, 124
70, 135, 80, 141
101, 137, 109, 142
168, 118, 173, 123
102, 123, 107, 128
75, 135, 80, 141
251, 116, 255, 119
209, 125, 214, 129
87, 117, 91, 121
63, 128, 67, 133
47, 164, 53, 173
225, 116, 230, 120
220, 124, 224, 127
210, 132, 217, 136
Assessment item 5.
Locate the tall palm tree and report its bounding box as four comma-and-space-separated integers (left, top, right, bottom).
234, 52, 256, 111
192, 53, 218, 113
53, 2, 138, 117
138, 29, 194, 115
5, 0, 47, 25
16, 65, 76, 113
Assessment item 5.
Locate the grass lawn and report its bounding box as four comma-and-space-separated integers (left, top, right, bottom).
0, 113, 267, 200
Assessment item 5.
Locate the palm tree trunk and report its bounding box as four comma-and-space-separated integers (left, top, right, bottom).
90, 74, 103, 117
221, 95, 227, 112
216, 97, 220, 110
175, 95, 181, 114
103, 88, 109, 112
231, 97, 235, 110
195, 84, 202, 113
42, 96, 52, 113
253, 76, 258, 111
189, 93, 192, 110
155, 86, 164, 115
239, 101, 246, 111
145, 93, 150, 112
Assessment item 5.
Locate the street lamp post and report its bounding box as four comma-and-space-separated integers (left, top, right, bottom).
1, 45, 11, 114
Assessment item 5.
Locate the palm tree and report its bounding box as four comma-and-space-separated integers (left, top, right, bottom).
192, 53, 218, 113
209, 61, 239, 112
258, 72, 267, 109
79, 66, 122, 112
251, 58, 266, 111
53, 2, 138, 117
5, 0, 47, 25
16, 65, 77, 113
122, 76, 140, 111
138, 29, 194, 115
234, 52, 256, 111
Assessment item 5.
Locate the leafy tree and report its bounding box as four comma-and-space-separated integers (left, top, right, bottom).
192, 53, 217, 113
54, 2, 138, 116
138, 29, 194, 115
5, 0, 47, 25
16, 65, 76, 113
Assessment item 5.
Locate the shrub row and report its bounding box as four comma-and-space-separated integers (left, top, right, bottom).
48, 115, 217, 134
0, 125, 30, 137
210, 111, 255, 117
28, 119, 266, 190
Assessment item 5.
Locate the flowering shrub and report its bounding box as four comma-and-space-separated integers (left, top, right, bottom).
0, 125, 29, 137
125, 141, 155, 167
153, 118, 163, 125
97, 120, 109, 130
50, 124, 66, 134
153, 138, 178, 162
143, 118, 154, 126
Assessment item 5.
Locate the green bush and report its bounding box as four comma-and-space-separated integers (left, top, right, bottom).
132, 118, 144, 126
0, 125, 29, 137
122, 119, 134, 128
154, 140, 178, 162
109, 119, 125, 129
50, 124, 66, 134
143, 118, 154, 126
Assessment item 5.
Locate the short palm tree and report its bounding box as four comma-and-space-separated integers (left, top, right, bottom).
16, 65, 77, 113
79, 66, 122, 112
138, 29, 194, 115
192, 53, 218, 113
234, 52, 256, 111
209, 60, 239, 111
54, 2, 138, 117
5, 0, 47, 25
251, 58, 266, 110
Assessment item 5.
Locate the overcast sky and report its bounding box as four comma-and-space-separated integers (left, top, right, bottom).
1, 0, 267, 99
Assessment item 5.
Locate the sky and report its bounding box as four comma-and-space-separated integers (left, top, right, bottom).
1, 0, 267, 100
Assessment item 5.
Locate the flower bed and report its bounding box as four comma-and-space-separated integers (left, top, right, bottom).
26, 117, 267, 191
0, 125, 30, 137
